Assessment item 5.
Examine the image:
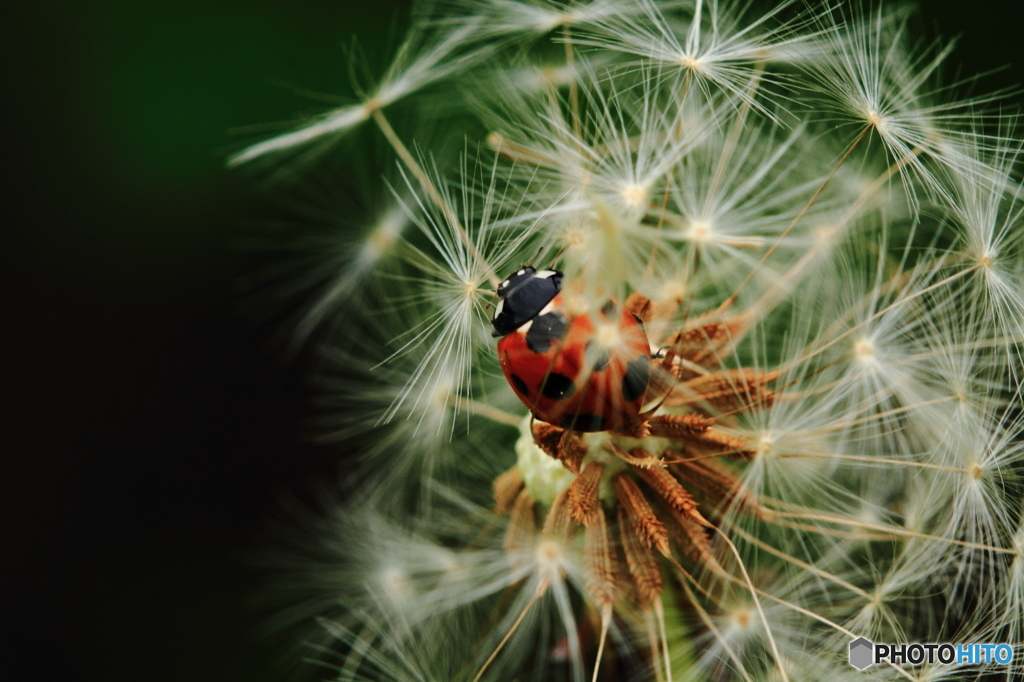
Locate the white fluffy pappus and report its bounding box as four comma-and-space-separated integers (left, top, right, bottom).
229, 1, 1024, 680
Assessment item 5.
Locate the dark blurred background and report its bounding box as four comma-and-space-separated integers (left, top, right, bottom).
2, 2, 1022, 681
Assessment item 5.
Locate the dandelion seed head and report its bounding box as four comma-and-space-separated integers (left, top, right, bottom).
563, 223, 588, 248
812, 223, 839, 247
621, 182, 649, 208
362, 207, 406, 261
536, 537, 565, 565
864, 108, 887, 132
852, 336, 876, 365
684, 217, 714, 244
593, 320, 624, 349
967, 461, 984, 481
429, 377, 454, 409
733, 607, 753, 631
580, 438, 629, 501
853, 504, 882, 542
655, 274, 688, 301
548, 13, 572, 30
378, 564, 414, 604
237, 1, 1024, 678
677, 54, 702, 71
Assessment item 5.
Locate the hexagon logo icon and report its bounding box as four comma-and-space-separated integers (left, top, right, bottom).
849, 637, 874, 670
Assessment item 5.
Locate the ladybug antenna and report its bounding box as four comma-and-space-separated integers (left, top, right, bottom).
522, 245, 544, 268
546, 244, 569, 270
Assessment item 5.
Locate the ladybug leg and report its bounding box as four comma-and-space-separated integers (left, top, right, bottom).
609, 413, 649, 439
530, 416, 555, 452
555, 429, 588, 475
531, 421, 586, 474
627, 361, 679, 431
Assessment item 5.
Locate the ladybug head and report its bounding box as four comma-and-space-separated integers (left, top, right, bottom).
490, 266, 563, 337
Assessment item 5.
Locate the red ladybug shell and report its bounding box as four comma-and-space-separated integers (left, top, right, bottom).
497, 294, 652, 432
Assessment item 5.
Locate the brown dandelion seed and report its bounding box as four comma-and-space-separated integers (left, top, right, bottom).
682, 427, 756, 460
624, 291, 682, 334
493, 466, 524, 513
633, 465, 699, 519
505, 489, 537, 559
583, 506, 618, 608
624, 291, 654, 323
646, 413, 715, 439
670, 453, 762, 518
645, 363, 682, 404
667, 314, 749, 379
542, 486, 576, 541
614, 473, 670, 556
569, 462, 605, 526
665, 505, 728, 579
616, 507, 664, 607
666, 369, 778, 413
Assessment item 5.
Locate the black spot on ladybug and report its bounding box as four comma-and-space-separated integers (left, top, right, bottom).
525, 311, 568, 353
586, 340, 611, 371
622, 355, 651, 402
561, 413, 607, 432
601, 300, 618, 317
541, 372, 576, 400
510, 373, 530, 397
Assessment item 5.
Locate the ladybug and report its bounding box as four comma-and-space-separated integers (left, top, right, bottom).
491, 267, 652, 432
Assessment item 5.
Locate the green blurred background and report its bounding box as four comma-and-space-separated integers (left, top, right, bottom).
2, 2, 1022, 681
3, 3, 415, 681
